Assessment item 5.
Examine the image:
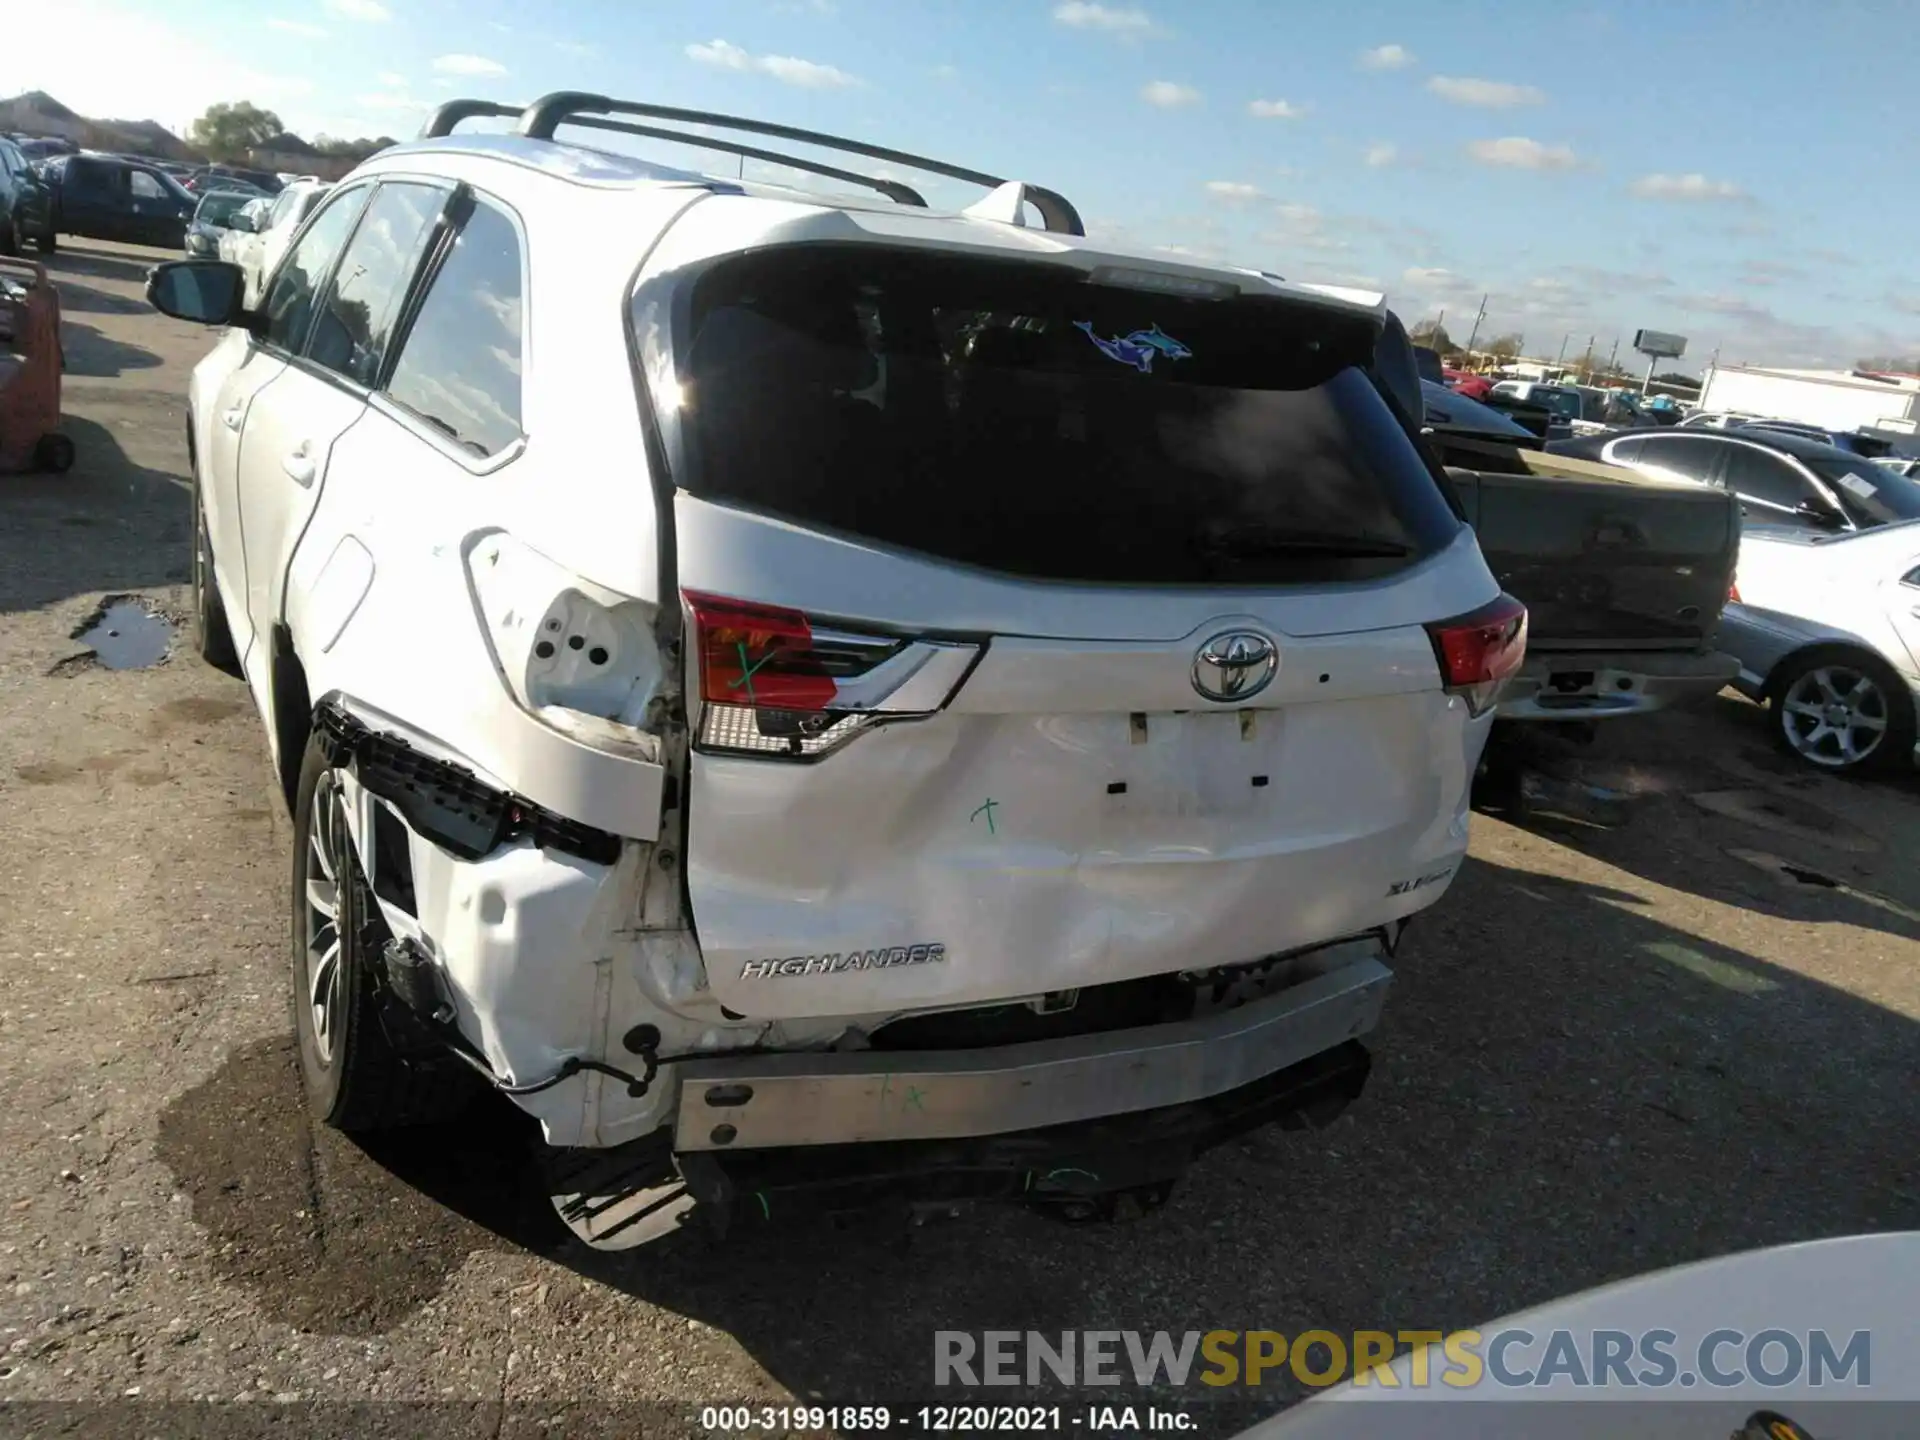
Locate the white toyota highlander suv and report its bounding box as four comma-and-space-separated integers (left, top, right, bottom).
145, 91, 1525, 1250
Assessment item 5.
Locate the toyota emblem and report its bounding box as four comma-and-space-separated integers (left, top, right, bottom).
1191, 630, 1278, 702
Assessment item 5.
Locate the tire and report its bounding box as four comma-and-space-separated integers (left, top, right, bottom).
1767, 648, 1914, 775
32, 227, 55, 256
33, 432, 75, 473
0, 219, 16, 257
190, 474, 241, 675
291, 735, 475, 1131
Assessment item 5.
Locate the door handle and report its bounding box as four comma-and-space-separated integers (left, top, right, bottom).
281, 441, 316, 484
221, 403, 244, 432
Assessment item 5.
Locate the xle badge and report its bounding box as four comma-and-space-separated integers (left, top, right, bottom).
740, 944, 948, 981
1387, 865, 1455, 897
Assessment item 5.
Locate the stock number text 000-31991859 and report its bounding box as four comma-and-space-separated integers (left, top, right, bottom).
700, 1406, 1070, 1431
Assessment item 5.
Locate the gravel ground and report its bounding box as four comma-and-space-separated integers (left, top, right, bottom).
0, 242, 1915, 1437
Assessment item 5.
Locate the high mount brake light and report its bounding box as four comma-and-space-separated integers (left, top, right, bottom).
1425, 594, 1528, 717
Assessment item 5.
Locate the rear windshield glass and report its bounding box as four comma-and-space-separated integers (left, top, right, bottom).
1810, 454, 1920, 525
667, 246, 1461, 585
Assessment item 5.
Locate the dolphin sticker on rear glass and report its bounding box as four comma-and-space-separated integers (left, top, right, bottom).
1075, 322, 1192, 374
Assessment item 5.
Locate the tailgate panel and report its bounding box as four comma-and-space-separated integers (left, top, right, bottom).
687, 682, 1478, 1021
1450, 468, 1737, 646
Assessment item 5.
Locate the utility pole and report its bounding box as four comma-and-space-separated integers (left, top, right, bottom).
1606, 336, 1620, 378
1556, 333, 1571, 368
1462, 293, 1489, 367
1580, 336, 1596, 384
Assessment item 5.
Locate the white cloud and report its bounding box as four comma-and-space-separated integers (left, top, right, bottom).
1467, 136, 1579, 170
1359, 43, 1415, 70
686, 38, 858, 88
1364, 141, 1397, 167
1630, 172, 1746, 202
432, 53, 507, 77
1427, 76, 1545, 108
1247, 98, 1304, 119
1141, 79, 1200, 108
554, 39, 596, 57
376, 71, 406, 87
323, 0, 390, 20
1204, 180, 1262, 202
267, 18, 327, 37
1052, 2, 1156, 35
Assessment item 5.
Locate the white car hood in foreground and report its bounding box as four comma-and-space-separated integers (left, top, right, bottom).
1250, 1232, 1920, 1438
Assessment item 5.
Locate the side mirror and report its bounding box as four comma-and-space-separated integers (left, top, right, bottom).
227, 211, 256, 233
146, 260, 248, 327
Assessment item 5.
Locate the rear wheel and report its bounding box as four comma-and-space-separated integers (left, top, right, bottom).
1769, 649, 1913, 774
0, 218, 16, 256
32, 226, 56, 255
33, 433, 74, 473
291, 736, 474, 1131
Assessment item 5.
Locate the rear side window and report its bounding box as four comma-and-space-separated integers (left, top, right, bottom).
1722, 446, 1810, 510
306, 182, 443, 388
129, 170, 166, 201
65, 159, 112, 195
670, 246, 1461, 584
1633, 435, 1722, 484
261, 186, 370, 354
384, 199, 524, 457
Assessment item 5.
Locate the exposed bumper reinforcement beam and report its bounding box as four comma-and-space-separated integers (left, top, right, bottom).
672, 955, 1393, 1152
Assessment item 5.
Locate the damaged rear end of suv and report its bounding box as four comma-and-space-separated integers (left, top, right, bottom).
160, 92, 1526, 1251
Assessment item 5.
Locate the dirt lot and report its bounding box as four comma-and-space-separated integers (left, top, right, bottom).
1, 241, 1916, 1433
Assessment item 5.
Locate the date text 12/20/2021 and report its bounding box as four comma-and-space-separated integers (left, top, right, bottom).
700, 1405, 1198, 1432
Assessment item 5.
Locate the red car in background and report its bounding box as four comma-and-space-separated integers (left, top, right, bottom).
1444, 368, 1494, 401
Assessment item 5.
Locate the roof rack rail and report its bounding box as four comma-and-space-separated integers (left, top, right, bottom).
419, 99, 523, 137
422, 91, 1084, 236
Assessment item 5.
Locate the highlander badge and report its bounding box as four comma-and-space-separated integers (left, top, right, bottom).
741, 944, 947, 981
1191, 630, 1278, 702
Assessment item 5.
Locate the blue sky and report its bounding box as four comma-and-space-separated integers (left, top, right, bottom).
8, 0, 1919, 369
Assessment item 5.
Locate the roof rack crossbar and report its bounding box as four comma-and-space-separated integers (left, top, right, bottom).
557, 113, 928, 207
419, 100, 522, 139
515, 91, 1084, 235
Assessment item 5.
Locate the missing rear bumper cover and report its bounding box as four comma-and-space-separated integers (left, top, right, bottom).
315, 703, 622, 864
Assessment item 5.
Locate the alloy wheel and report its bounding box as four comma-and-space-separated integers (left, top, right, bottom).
302, 771, 350, 1064
1779, 664, 1889, 768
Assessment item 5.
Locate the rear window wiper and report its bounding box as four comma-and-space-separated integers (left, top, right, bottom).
1194, 529, 1412, 559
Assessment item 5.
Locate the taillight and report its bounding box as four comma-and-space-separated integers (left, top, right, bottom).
684, 592, 980, 760
1425, 593, 1528, 717
1729, 581, 1742, 603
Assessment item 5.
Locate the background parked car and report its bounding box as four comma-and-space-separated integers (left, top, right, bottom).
223, 177, 330, 307
183, 189, 258, 259
184, 164, 283, 197
1736, 418, 1893, 457
1720, 520, 1920, 773
41, 152, 195, 249
0, 135, 55, 254
1550, 426, 1920, 534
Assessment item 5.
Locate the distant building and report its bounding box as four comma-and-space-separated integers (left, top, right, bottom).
1697, 365, 1920, 441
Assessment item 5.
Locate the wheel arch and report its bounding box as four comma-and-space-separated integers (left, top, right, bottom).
1762, 639, 1899, 701
271, 624, 313, 809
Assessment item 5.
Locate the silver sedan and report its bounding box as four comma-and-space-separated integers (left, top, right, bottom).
1720, 519, 1920, 772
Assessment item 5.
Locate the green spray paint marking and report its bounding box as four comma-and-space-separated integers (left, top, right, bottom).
904, 1085, 927, 1113
727, 640, 778, 704
971, 798, 1000, 835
